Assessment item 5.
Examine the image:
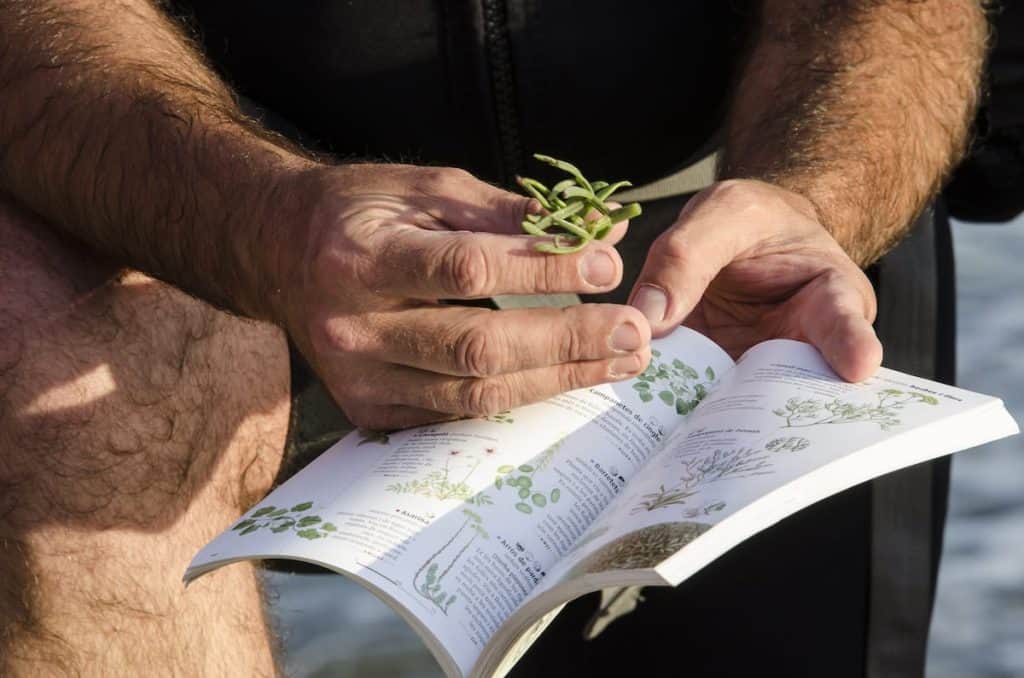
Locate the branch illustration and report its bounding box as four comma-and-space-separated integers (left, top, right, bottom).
773, 389, 938, 431
631, 447, 771, 514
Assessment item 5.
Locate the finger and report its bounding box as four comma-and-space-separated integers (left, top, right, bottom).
627, 182, 819, 337
368, 350, 651, 417
344, 403, 459, 431
409, 166, 537, 234
411, 168, 633, 246
793, 271, 883, 382
345, 303, 650, 377
370, 228, 625, 299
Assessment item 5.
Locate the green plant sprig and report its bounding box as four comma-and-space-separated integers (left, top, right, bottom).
517, 153, 642, 254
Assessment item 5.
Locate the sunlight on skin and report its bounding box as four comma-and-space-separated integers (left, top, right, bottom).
20, 362, 116, 416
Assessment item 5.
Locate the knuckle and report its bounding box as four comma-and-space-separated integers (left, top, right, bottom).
557, 361, 593, 393
706, 179, 753, 205
335, 374, 383, 411
653, 229, 691, 266
555, 309, 585, 363
314, 318, 366, 356
415, 166, 471, 196
539, 254, 571, 292
454, 323, 504, 377
308, 245, 348, 289
460, 378, 513, 417
346, 406, 390, 432
704, 180, 768, 219
437, 238, 492, 297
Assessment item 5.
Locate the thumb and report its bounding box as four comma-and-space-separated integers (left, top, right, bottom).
627, 196, 747, 336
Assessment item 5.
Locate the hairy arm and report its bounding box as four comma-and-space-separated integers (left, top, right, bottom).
0, 1, 651, 430
0, 0, 316, 317
720, 0, 989, 266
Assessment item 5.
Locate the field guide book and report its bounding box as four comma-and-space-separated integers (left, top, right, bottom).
185, 327, 1018, 678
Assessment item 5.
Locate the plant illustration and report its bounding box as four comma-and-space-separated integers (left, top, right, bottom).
231, 501, 337, 540
631, 447, 771, 514
494, 436, 565, 514
412, 508, 489, 614
483, 410, 515, 424
773, 389, 939, 431
386, 449, 494, 505
680, 499, 727, 519
568, 522, 711, 577
765, 436, 811, 453
632, 484, 698, 513
517, 153, 642, 254
357, 429, 390, 446
631, 350, 715, 415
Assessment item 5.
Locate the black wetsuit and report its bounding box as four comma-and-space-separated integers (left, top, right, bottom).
169, 3, 955, 676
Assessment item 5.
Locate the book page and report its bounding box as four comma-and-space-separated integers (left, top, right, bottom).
186, 327, 733, 676
543, 338, 1017, 586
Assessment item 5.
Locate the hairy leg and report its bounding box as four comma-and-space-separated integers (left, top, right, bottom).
0, 195, 291, 676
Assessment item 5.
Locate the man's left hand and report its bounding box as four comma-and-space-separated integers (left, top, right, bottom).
628, 179, 883, 382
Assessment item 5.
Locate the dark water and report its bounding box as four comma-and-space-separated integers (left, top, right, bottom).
927, 218, 1024, 678
264, 218, 1024, 677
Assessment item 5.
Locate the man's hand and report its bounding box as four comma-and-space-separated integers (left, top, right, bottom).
274, 164, 651, 430
628, 179, 882, 382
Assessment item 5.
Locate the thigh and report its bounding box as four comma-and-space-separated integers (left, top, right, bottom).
0, 195, 291, 675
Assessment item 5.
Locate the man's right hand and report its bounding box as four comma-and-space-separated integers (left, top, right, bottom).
270, 164, 651, 430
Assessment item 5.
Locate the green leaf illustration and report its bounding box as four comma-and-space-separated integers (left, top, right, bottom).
291, 501, 314, 512
518, 464, 534, 473
497, 465, 515, 474
632, 381, 650, 391
519, 477, 532, 489
532, 493, 547, 507
494, 477, 503, 489
296, 529, 322, 540
240, 525, 259, 535
639, 391, 653, 403
516, 502, 533, 514
297, 516, 322, 527
233, 519, 256, 531
705, 366, 716, 381
269, 508, 288, 518
518, 487, 530, 499
321, 523, 337, 531
251, 506, 275, 518
550, 488, 561, 503
658, 390, 675, 406
271, 524, 291, 533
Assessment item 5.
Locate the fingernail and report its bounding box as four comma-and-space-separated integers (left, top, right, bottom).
609, 354, 642, 378
580, 250, 616, 287
609, 322, 642, 352
631, 285, 668, 325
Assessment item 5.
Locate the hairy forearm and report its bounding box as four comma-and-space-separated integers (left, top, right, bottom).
721, 0, 988, 266
0, 0, 316, 317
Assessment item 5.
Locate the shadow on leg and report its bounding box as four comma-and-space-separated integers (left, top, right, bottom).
0, 196, 291, 676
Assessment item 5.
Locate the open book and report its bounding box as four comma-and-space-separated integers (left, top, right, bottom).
185, 328, 1018, 678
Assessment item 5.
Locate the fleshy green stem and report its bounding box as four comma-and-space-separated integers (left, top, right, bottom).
516, 153, 642, 254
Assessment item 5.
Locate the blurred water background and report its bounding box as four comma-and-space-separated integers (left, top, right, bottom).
264, 216, 1024, 678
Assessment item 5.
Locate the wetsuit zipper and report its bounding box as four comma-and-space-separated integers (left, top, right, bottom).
481, 0, 522, 184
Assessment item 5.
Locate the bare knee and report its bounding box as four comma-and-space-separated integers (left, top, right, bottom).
0, 195, 289, 674
0, 198, 291, 525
